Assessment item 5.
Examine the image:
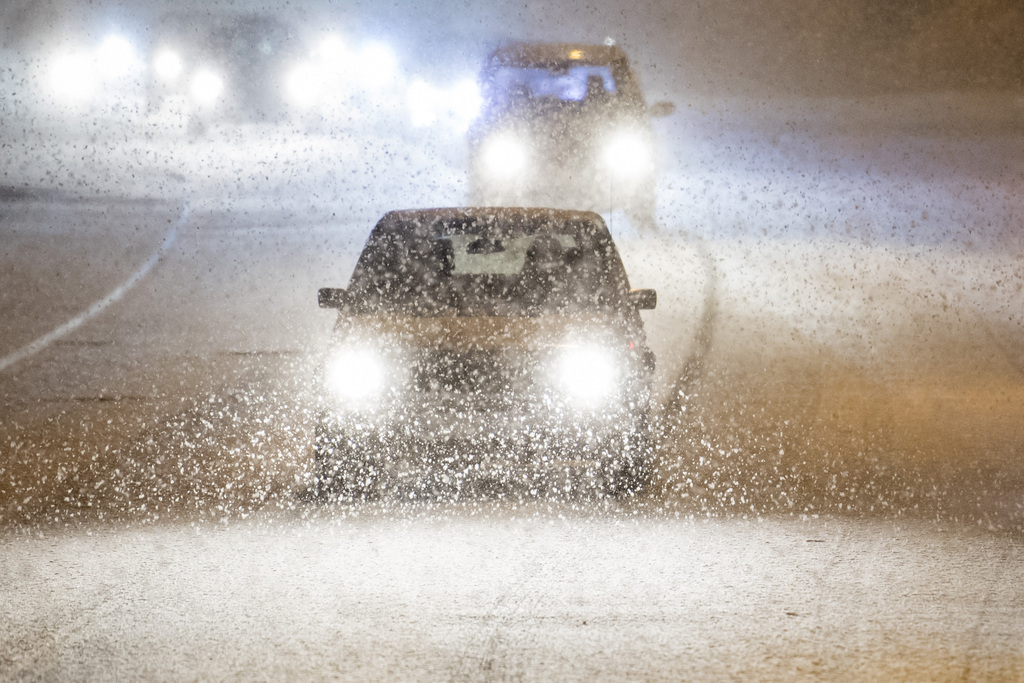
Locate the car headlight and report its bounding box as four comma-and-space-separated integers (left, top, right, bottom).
190, 68, 224, 107
285, 63, 322, 109
449, 79, 482, 130
353, 42, 397, 88
324, 349, 387, 403
95, 34, 138, 80
153, 48, 183, 82
557, 346, 618, 406
50, 53, 96, 102
481, 134, 528, 179
602, 130, 652, 180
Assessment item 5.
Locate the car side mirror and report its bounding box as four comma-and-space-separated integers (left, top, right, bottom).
318, 287, 348, 309
648, 101, 675, 118
629, 288, 657, 310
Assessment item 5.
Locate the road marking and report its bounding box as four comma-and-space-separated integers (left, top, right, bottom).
0, 202, 190, 373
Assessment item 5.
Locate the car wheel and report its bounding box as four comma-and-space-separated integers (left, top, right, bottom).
312, 424, 379, 501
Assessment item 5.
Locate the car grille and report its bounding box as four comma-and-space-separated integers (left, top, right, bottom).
413, 349, 521, 397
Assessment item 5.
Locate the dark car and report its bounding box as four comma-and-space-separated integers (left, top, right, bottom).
467, 43, 673, 235
314, 207, 658, 498
146, 12, 303, 131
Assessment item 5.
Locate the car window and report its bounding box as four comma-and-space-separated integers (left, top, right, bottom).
449, 234, 577, 274
488, 64, 618, 104
348, 219, 627, 316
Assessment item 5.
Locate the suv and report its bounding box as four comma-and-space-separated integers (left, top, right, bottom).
314, 207, 657, 498
467, 43, 673, 235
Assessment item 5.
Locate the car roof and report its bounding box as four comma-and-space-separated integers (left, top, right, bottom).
485, 43, 628, 69
378, 207, 608, 229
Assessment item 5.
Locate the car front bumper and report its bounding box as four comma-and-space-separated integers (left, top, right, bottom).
316, 393, 651, 467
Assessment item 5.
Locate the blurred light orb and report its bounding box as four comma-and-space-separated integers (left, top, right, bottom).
190, 68, 224, 107
325, 350, 385, 402
317, 34, 347, 66
603, 130, 651, 179
354, 42, 397, 88
153, 48, 183, 82
482, 134, 528, 179
96, 34, 138, 79
450, 79, 482, 129
407, 78, 481, 130
50, 53, 96, 101
406, 79, 438, 127
286, 63, 322, 108
558, 347, 617, 404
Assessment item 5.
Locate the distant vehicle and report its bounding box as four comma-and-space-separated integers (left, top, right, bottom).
314, 207, 658, 498
146, 12, 303, 131
467, 43, 674, 235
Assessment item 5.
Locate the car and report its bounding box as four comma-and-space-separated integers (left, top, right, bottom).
313, 207, 658, 499
146, 12, 303, 132
467, 43, 674, 236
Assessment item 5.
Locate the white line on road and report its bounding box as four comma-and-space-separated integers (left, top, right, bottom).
0, 202, 190, 373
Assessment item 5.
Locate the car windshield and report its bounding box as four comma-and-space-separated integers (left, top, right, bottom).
347, 215, 629, 316
159, 14, 295, 61
488, 64, 618, 105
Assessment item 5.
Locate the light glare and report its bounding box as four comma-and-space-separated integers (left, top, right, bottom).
190, 68, 224, 107
325, 350, 386, 402
450, 79, 482, 129
558, 347, 617, 404
482, 134, 527, 179
354, 42, 396, 88
286, 63, 322, 108
96, 34, 137, 79
406, 79, 438, 127
50, 53, 96, 102
317, 35, 347, 66
603, 130, 651, 179
154, 49, 183, 82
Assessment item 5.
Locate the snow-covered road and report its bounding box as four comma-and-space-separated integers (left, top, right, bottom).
1, 156, 1023, 676
3, 44, 1024, 680
2, 511, 1022, 680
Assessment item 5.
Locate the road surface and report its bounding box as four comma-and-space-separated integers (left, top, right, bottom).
2, 10, 1024, 670
2, 144, 1023, 677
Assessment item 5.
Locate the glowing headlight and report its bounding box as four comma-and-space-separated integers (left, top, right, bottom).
154, 49, 183, 82
50, 53, 96, 102
285, 63, 322, 109
602, 130, 652, 180
317, 35, 347, 64
557, 347, 618, 405
96, 34, 137, 79
324, 349, 386, 402
353, 42, 396, 88
481, 134, 528, 179
190, 68, 224, 107
406, 79, 437, 127
407, 78, 481, 130
450, 79, 482, 129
